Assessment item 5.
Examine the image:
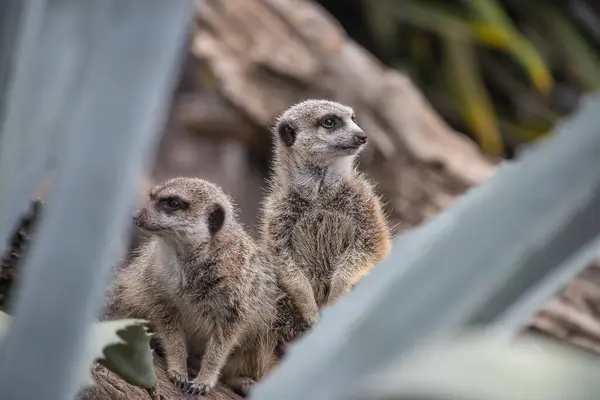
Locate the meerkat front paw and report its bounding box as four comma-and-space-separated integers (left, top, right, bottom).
167, 369, 188, 392
186, 378, 212, 395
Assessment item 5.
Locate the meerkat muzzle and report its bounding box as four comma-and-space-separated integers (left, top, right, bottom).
354, 132, 367, 146
132, 210, 142, 226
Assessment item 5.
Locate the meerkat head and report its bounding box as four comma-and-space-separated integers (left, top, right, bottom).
132, 177, 234, 246
273, 99, 367, 166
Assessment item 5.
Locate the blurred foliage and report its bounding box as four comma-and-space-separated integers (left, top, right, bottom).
0, 312, 157, 394
0, 312, 157, 391
323, 0, 600, 157
355, 330, 600, 400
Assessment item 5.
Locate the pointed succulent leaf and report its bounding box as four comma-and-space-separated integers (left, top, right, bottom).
0, 313, 156, 390
91, 319, 157, 389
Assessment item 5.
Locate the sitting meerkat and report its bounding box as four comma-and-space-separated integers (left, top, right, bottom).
104, 177, 280, 396
259, 99, 392, 340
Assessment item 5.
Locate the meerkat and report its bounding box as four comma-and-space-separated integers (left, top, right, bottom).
103, 177, 280, 396
259, 99, 392, 339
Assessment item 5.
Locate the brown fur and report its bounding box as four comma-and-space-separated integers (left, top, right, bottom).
102, 177, 281, 396
259, 99, 392, 340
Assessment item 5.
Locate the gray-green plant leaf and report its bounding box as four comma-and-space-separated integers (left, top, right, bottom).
0, 311, 11, 340
0, 312, 156, 390
354, 330, 600, 400
88, 318, 157, 389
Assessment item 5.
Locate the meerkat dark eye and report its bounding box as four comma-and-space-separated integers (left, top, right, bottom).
167, 198, 181, 209
320, 117, 336, 129
351, 114, 357, 123
158, 196, 187, 212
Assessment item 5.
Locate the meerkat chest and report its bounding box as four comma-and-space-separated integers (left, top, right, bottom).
178, 301, 221, 340
179, 270, 244, 329
159, 257, 232, 312
291, 209, 357, 274
290, 185, 359, 247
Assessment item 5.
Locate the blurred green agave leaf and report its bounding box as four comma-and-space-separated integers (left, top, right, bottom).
408, 30, 433, 65
353, 329, 600, 400
462, 0, 553, 94
543, 8, 600, 91
88, 319, 157, 390
479, 52, 559, 127
499, 118, 550, 149
0, 311, 10, 339
362, 0, 404, 59
0, 311, 156, 391
391, 1, 471, 40
445, 36, 504, 156
382, 0, 565, 154
393, 0, 552, 93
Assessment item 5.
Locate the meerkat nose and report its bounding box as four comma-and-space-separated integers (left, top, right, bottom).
354, 131, 367, 145
132, 210, 142, 225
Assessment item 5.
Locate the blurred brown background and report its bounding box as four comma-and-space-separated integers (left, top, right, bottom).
151, 0, 499, 233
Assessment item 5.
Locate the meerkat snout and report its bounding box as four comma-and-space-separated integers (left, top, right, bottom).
354, 130, 367, 145
131, 209, 142, 225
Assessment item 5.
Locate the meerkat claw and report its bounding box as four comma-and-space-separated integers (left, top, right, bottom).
167, 370, 188, 392
186, 379, 210, 395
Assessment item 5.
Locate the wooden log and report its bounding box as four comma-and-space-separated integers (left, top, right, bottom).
79, 358, 243, 400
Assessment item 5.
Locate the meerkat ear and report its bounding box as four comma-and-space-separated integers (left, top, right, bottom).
278, 120, 297, 147
207, 203, 225, 235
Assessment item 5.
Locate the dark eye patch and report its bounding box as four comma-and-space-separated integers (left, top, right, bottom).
319, 115, 341, 129
157, 196, 188, 212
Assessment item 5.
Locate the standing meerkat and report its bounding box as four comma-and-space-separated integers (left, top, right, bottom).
104, 177, 280, 396
259, 99, 392, 336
